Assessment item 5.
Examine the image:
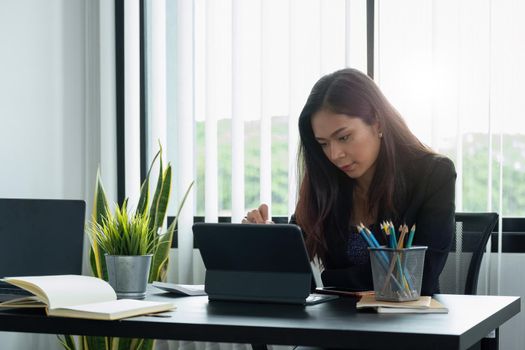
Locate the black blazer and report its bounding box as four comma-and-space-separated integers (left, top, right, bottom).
292, 154, 456, 296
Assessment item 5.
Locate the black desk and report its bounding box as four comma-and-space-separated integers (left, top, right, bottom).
0, 292, 519, 350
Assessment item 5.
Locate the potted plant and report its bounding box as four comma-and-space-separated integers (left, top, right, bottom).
59, 145, 193, 350
90, 199, 159, 299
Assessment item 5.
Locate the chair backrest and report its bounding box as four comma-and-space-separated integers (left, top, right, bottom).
439, 212, 498, 295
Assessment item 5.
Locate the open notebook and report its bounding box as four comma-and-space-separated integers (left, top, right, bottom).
0, 275, 175, 320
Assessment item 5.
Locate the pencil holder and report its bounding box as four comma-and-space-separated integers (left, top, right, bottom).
368, 246, 427, 302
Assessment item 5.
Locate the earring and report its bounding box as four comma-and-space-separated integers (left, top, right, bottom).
378, 132, 383, 138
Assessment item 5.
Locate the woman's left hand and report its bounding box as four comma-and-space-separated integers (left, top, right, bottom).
242, 203, 274, 224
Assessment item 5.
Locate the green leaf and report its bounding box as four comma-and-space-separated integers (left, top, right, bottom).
149, 180, 194, 282
136, 178, 150, 218
152, 165, 172, 233
129, 338, 146, 350
93, 169, 110, 224
57, 335, 76, 350
90, 170, 111, 279
110, 337, 119, 350
90, 200, 159, 256
148, 220, 175, 283
136, 149, 161, 216
115, 337, 129, 350
148, 153, 164, 232
138, 339, 155, 350
74, 336, 108, 350
89, 246, 108, 281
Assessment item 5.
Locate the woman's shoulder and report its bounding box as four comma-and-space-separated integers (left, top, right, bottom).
409, 153, 456, 177
397, 153, 456, 224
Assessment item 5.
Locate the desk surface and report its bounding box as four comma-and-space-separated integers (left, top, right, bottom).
0, 290, 520, 350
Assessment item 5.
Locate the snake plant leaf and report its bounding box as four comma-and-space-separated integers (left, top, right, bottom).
136, 178, 149, 218
136, 149, 161, 216
148, 153, 164, 231
93, 169, 110, 223
113, 337, 123, 350
125, 338, 145, 350
140, 339, 154, 350
151, 165, 172, 233
57, 335, 76, 350
90, 170, 111, 279
148, 218, 176, 283
83, 336, 108, 350
149, 180, 194, 282
89, 247, 108, 281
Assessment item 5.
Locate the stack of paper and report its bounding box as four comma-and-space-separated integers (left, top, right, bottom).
153, 281, 206, 296
356, 295, 448, 314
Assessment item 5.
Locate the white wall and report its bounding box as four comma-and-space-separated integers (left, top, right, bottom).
0, 0, 114, 349
0, 0, 86, 200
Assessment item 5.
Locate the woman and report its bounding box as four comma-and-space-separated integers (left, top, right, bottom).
245, 68, 455, 296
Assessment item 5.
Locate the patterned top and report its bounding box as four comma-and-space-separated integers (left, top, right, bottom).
346, 226, 370, 266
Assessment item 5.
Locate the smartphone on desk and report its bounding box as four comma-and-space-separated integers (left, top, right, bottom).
315, 286, 375, 298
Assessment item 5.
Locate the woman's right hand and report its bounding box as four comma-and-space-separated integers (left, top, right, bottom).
242, 203, 274, 224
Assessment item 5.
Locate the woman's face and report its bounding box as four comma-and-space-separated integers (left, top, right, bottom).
311, 110, 381, 181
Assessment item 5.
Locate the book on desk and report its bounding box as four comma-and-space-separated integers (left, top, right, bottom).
0, 275, 175, 320
356, 294, 448, 314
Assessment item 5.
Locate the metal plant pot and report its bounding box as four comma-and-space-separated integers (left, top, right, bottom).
105, 254, 152, 299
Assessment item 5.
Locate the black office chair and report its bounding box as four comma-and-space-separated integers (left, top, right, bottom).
439, 212, 499, 350
439, 212, 498, 295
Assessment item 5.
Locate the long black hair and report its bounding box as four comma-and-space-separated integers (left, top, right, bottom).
295, 68, 432, 262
